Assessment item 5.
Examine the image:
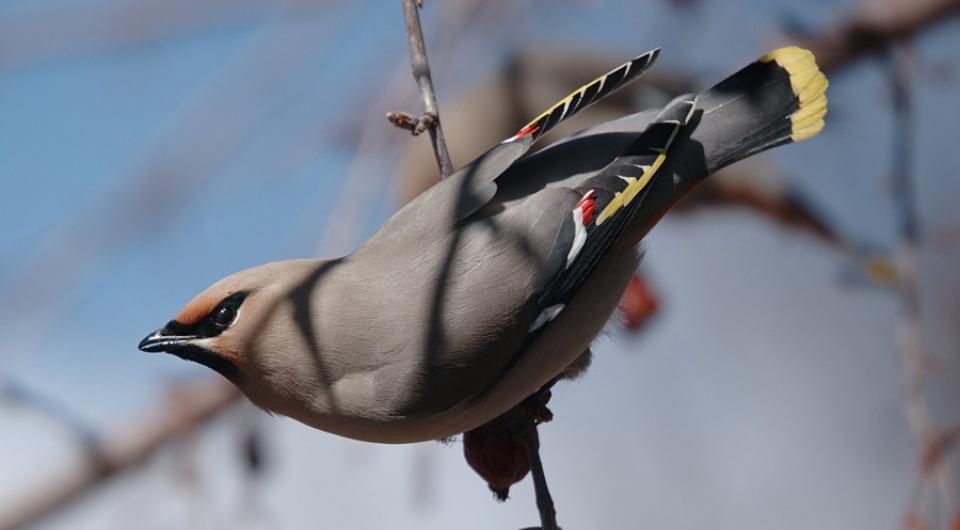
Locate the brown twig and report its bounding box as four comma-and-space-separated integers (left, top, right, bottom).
523, 420, 559, 530
386, 110, 433, 136
396, 0, 454, 178
515, 385, 560, 530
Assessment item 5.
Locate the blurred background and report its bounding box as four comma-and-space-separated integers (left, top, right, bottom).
1, 0, 958, 528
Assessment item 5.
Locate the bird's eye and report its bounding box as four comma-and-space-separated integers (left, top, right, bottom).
213, 305, 237, 328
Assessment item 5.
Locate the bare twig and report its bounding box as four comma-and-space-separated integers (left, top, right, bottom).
397, 0, 454, 178
512, 385, 560, 530
386, 110, 431, 136
523, 423, 559, 530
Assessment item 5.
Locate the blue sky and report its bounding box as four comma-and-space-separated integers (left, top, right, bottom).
0, 0, 958, 528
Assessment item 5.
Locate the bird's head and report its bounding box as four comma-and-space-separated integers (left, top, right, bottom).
138, 259, 337, 414
139, 283, 249, 382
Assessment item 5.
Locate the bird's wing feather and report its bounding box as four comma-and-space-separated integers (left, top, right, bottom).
524, 95, 698, 332
357, 49, 661, 257
498, 48, 661, 146
420, 97, 699, 410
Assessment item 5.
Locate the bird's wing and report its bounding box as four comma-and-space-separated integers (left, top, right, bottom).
524, 47, 828, 331
350, 47, 827, 421
524, 94, 698, 332
499, 48, 661, 147
368, 98, 698, 417
356, 49, 661, 256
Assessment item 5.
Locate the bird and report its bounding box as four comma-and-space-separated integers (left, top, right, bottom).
393, 47, 836, 332
139, 46, 828, 444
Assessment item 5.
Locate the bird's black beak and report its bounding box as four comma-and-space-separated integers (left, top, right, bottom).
138, 320, 240, 382
138, 321, 196, 353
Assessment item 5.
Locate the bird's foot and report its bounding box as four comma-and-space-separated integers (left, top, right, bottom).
520, 385, 554, 425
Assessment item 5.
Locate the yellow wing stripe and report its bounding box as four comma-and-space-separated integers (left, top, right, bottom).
521, 76, 605, 132
595, 153, 667, 226
515, 49, 659, 138
760, 47, 829, 142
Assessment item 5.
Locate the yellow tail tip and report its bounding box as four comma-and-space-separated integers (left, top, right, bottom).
761, 46, 829, 142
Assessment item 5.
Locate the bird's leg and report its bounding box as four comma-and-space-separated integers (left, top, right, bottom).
462, 352, 589, 524
525, 346, 593, 424
460, 378, 561, 503
521, 378, 556, 425
511, 367, 580, 530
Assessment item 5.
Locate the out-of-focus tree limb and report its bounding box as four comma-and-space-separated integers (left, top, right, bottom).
0, 379, 240, 530
0, 4, 343, 353
889, 44, 958, 530
794, 0, 960, 72
0, 0, 328, 72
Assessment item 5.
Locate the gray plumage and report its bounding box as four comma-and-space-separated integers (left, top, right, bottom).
140, 47, 828, 443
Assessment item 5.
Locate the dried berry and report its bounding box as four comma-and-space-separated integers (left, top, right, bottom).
463, 413, 529, 501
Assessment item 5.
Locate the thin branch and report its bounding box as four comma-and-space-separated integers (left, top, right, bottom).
397, 0, 454, 178
515, 385, 560, 530
386, 110, 432, 136
523, 423, 559, 530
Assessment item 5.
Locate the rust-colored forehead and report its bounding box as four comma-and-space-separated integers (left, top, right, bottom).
172, 258, 319, 325
174, 291, 223, 325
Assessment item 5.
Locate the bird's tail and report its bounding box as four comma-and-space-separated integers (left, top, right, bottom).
692, 46, 828, 173
606, 46, 828, 246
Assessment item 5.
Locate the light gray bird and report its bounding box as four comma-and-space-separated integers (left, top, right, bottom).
140, 47, 828, 443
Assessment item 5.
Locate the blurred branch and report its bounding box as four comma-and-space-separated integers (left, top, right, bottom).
793, 0, 960, 72
0, 5, 344, 354
0, 378, 101, 454
888, 44, 959, 529
0, 379, 241, 530
396, 0, 454, 178
0, 0, 329, 73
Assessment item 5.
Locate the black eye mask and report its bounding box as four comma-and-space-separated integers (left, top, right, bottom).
139, 291, 249, 382
195, 291, 248, 338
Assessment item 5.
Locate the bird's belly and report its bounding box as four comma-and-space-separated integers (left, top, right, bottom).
320, 246, 638, 444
